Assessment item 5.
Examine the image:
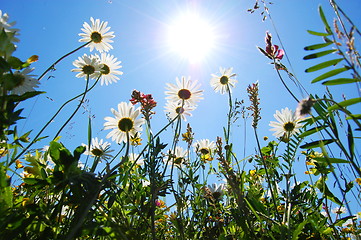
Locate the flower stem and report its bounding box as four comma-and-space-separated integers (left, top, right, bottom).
53, 75, 91, 139
12, 78, 99, 163
38, 42, 91, 81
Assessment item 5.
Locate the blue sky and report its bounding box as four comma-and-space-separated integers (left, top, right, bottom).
2, 0, 360, 177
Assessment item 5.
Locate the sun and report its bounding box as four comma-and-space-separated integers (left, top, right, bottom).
167, 12, 215, 63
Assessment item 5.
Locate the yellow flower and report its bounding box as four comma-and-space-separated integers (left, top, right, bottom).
356, 178, 361, 186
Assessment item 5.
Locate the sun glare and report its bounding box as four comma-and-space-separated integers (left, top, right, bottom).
168, 13, 215, 63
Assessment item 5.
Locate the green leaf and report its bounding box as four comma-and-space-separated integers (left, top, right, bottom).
304, 42, 333, 51
347, 122, 354, 160
298, 125, 327, 138
7, 56, 24, 70
305, 58, 343, 72
311, 66, 350, 83
327, 97, 361, 111
300, 139, 335, 149
292, 219, 308, 240
346, 114, 361, 120
73, 145, 85, 161
303, 49, 337, 60
313, 157, 350, 164
315, 178, 342, 205
319, 6, 331, 33
307, 30, 331, 37
322, 78, 360, 85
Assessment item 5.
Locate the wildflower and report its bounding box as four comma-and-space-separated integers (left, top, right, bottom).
193, 139, 216, 162
128, 153, 144, 166
142, 179, 150, 187
167, 146, 188, 166
104, 102, 145, 144
210, 67, 237, 94
296, 97, 315, 117
155, 199, 166, 208
130, 90, 157, 120
164, 101, 195, 121
79, 17, 114, 52
332, 206, 347, 215
247, 82, 261, 128
269, 107, 303, 142
165, 76, 203, 106
91, 53, 123, 86
71, 54, 103, 79
0, 10, 20, 42
208, 183, 226, 200
130, 134, 142, 146
356, 178, 361, 186
10, 68, 39, 95
264, 32, 284, 60
182, 123, 194, 145
82, 137, 114, 160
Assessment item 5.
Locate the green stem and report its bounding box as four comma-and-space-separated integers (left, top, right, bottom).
253, 128, 281, 222
38, 42, 91, 81
13, 78, 99, 162
54, 75, 91, 139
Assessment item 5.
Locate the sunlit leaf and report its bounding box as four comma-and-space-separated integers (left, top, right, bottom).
298, 125, 327, 138
327, 97, 361, 111
307, 30, 331, 36
292, 219, 308, 240
303, 49, 337, 60
347, 123, 354, 160
304, 42, 332, 51
319, 6, 331, 34
305, 58, 343, 72
312, 157, 350, 164
346, 114, 361, 120
300, 139, 335, 149
322, 78, 360, 85
311, 67, 350, 83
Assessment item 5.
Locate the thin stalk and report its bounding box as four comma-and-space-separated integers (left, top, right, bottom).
38, 42, 91, 81
13, 78, 99, 162
53, 75, 91, 139
253, 128, 281, 222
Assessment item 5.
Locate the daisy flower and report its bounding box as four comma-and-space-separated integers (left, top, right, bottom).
208, 183, 226, 199
167, 146, 188, 167
79, 17, 114, 52
193, 139, 216, 162
331, 206, 347, 215
269, 107, 303, 142
71, 54, 103, 79
95, 52, 123, 86
164, 101, 195, 121
10, 68, 39, 95
104, 102, 145, 144
128, 153, 144, 166
82, 137, 114, 161
210, 67, 237, 94
165, 76, 203, 107
0, 10, 20, 42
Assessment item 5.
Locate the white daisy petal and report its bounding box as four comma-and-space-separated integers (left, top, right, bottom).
79, 17, 115, 53
104, 102, 145, 144
210, 67, 237, 95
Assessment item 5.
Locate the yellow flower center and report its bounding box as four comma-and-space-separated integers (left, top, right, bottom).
118, 118, 134, 132
220, 76, 229, 85
178, 89, 191, 100
91, 148, 103, 157
101, 64, 110, 75
91, 32, 102, 43
82, 65, 95, 75
283, 122, 295, 132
